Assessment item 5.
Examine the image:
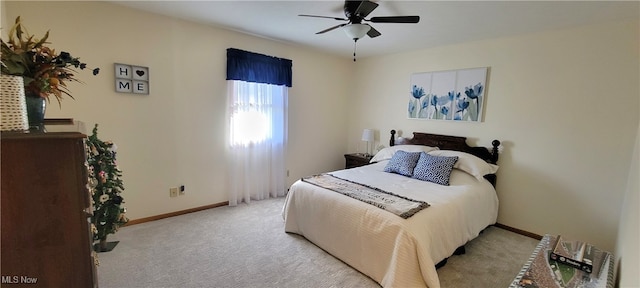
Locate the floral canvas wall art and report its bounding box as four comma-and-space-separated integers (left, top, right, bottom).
409, 67, 487, 122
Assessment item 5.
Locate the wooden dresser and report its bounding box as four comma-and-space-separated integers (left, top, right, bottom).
1, 125, 98, 287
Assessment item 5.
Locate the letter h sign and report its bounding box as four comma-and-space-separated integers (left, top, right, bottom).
115, 63, 149, 94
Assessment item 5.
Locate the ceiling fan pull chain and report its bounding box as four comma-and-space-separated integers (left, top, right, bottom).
353, 40, 357, 62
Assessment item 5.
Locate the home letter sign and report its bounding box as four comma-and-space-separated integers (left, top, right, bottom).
115, 63, 149, 94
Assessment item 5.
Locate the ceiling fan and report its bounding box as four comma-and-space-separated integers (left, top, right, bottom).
299, 0, 420, 60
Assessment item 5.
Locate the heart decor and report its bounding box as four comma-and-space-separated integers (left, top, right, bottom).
136, 70, 145, 77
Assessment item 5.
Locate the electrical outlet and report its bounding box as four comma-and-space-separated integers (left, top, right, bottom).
179, 185, 185, 195
169, 187, 178, 197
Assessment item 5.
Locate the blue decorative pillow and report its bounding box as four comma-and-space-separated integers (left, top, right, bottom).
412, 152, 459, 186
383, 151, 421, 177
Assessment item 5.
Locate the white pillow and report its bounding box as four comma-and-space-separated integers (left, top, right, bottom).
370, 145, 439, 163
427, 150, 499, 180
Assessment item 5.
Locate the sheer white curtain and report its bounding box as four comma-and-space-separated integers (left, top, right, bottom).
227, 80, 287, 206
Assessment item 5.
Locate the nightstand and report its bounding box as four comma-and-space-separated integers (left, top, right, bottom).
344, 153, 373, 169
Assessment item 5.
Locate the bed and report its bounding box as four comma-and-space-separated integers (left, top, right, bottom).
282, 130, 501, 288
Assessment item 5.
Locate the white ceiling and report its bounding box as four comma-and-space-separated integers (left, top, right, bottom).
111, 1, 639, 60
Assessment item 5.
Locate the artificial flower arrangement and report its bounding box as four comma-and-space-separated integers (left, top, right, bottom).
0, 16, 99, 105
86, 124, 128, 251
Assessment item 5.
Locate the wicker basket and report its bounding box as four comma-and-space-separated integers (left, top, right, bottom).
0, 75, 28, 131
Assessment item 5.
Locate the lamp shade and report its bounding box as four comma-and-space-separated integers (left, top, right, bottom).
361, 129, 374, 142
343, 24, 371, 40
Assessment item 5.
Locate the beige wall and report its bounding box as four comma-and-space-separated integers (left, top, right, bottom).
348, 19, 639, 253
1, 1, 7, 38
616, 123, 639, 287
4, 1, 353, 220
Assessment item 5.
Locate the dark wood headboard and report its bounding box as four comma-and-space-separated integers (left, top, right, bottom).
389, 130, 501, 186
389, 130, 500, 164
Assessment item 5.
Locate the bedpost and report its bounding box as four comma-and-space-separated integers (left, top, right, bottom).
390, 130, 396, 147
491, 140, 501, 164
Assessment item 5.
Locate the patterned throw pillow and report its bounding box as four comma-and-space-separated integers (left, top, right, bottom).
412, 152, 459, 186
383, 151, 422, 177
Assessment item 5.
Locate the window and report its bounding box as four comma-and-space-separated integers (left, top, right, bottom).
228, 81, 285, 147
225, 48, 291, 205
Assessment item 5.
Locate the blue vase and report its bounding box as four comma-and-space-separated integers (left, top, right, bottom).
25, 94, 46, 130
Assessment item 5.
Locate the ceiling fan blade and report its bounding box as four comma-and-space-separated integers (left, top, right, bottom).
316, 23, 347, 34
353, 1, 379, 18
368, 16, 420, 23
366, 25, 381, 38
299, 14, 347, 21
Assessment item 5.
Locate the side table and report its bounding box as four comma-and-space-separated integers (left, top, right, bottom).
344, 153, 373, 169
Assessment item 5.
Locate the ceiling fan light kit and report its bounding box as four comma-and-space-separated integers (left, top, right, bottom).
343, 24, 371, 40
299, 0, 420, 61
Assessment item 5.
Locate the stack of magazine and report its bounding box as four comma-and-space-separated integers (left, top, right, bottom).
549, 235, 608, 277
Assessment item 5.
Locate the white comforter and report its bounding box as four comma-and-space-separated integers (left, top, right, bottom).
282, 161, 499, 288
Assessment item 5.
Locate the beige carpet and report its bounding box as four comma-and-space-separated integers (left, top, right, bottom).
97, 196, 538, 288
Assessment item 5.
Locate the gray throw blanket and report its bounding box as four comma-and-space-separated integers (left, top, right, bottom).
301, 174, 429, 219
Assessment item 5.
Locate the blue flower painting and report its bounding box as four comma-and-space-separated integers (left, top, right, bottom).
409, 85, 426, 118
464, 82, 483, 121
408, 67, 487, 122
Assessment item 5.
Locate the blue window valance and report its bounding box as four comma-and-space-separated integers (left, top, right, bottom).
226, 48, 292, 87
